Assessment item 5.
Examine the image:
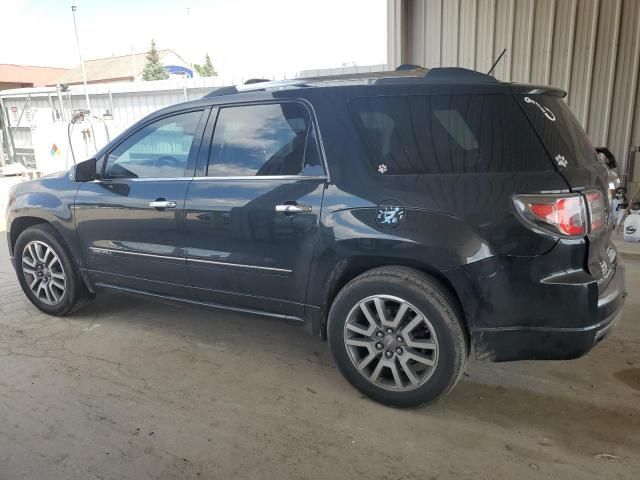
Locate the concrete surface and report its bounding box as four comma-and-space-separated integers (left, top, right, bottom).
613, 234, 640, 262
0, 235, 638, 480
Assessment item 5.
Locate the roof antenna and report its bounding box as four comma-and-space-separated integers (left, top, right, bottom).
487, 48, 507, 75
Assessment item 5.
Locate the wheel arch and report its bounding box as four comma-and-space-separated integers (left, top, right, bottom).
9, 216, 49, 257
316, 256, 470, 348
10, 216, 95, 294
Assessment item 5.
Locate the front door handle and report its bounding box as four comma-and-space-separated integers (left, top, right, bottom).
149, 200, 177, 209
275, 204, 312, 214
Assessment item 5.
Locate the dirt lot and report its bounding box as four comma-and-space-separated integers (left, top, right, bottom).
0, 233, 638, 480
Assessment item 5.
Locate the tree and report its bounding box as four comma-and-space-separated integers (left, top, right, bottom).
194, 53, 217, 77
142, 39, 169, 81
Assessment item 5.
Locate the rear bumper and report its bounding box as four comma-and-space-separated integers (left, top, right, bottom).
453, 260, 626, 362
470, 310, 622, 361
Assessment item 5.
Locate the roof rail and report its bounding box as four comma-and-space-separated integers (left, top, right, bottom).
203, 85, 239, 98
201, 67, 498, 98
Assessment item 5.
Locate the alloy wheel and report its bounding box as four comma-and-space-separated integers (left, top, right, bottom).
343, 295, 439, 391
21, 240, 66, 305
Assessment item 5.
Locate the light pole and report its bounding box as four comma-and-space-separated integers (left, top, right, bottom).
71, 5, 91, 112
186, 7, 195, 72
131, 45, 138, 80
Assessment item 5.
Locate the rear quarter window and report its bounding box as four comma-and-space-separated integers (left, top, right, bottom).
349, 94, 552, 175
517, 95, 598, 167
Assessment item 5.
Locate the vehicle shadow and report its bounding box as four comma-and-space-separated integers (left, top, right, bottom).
81, 290, 335, 365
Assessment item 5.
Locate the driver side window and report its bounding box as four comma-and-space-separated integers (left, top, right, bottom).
104, 110, 202, 179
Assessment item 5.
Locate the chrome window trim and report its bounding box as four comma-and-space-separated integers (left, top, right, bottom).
191, 175, 326, 181
89, 247, 292, 273
92, 175, 326, 182
91, 177, 194, 183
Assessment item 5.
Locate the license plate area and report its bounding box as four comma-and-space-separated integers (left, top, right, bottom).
597, 245, 617, 285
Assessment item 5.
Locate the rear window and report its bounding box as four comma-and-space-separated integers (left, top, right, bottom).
517, 95, 597, 167
349, 94, 552, 175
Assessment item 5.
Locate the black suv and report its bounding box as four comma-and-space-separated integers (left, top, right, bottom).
6, 67, 626, 407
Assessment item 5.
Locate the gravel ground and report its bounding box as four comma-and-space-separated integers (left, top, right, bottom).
0, 233, 638, 480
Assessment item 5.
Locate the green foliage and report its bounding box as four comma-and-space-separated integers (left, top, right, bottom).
194, 53, 217, 77
142, 39, 169, 81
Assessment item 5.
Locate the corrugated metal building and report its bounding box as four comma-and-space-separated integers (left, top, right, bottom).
387, 0, 640, 184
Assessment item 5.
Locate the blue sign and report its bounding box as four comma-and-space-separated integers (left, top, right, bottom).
164, 65, 194, 78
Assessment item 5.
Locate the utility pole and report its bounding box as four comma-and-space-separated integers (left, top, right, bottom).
71, 5, 92, 112
186, 7, 195, 72
131, 45, 138, 80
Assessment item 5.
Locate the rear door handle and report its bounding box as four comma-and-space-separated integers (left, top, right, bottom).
275, 204, 312, 214
149, 200, 177, 209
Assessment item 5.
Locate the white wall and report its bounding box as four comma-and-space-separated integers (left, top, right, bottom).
0, 77, 237, 170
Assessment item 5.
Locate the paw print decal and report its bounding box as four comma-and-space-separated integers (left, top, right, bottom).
555, 154, 568, 168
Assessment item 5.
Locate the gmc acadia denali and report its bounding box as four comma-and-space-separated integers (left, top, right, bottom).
6, 67, 626, 407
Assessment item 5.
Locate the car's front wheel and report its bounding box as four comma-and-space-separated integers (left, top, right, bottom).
14, 224, 93, 315
327, 267, 467, 407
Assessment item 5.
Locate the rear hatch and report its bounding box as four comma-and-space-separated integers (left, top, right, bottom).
516, 93, 617, 285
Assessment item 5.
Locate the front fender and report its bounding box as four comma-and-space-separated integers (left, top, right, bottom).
6, 172, 81, 265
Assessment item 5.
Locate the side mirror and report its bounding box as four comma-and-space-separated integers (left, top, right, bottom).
73, 157, 97, 182
596, 147, 617, 169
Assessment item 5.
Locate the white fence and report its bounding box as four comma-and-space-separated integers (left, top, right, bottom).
0, 76, 242, 170
0, 65, 388, 172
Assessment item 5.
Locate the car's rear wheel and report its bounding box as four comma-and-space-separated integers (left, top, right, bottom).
327, 266, 467, 407
14, 224, 93, 315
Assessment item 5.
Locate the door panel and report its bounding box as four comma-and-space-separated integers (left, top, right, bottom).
74, 109, 207, 297
184, 177, 325, 317
183, 101, 326, 317
75, 179, 192, 296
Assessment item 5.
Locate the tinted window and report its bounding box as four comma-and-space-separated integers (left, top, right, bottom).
517, 95, 597, 167
349, 94, 551, 174
104, 111, 201, 179
208, 103, 320, 177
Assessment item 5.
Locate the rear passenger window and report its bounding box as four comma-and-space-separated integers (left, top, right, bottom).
349, 95, 552, 174
207, 103, 321, 177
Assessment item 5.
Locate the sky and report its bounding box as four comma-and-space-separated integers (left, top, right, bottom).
0, 0, 388, 79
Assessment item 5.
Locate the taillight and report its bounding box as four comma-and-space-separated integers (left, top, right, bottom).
585, 190, 605, 233
513, 190, 605, 238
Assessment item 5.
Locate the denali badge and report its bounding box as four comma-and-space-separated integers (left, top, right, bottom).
376, 200, 406, 228
89, 247, 112, 255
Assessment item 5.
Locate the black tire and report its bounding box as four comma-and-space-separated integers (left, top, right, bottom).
327, 266, 467, 408
14, 224, 93, 315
